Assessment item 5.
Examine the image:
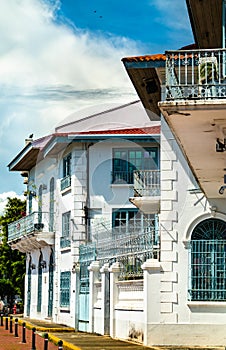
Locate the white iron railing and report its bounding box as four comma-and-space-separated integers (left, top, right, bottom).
164, 48, 226, 100
134, 169, 160, 197
8, 212, 53, 242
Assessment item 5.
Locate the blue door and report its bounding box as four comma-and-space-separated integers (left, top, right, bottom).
78, 244, 96, 331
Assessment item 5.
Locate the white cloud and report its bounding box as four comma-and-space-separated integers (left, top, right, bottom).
0, 0, 138, 194
0, 192, 25, 216
0, 0, 138, 89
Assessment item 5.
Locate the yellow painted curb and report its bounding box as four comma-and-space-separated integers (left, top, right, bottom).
17, 318, 74, 333
48, 333, 81, 350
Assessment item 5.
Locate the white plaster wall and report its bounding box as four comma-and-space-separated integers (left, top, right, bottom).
114, 309, 144, 342
89, 140, 158, 229
155, 117, 226, 345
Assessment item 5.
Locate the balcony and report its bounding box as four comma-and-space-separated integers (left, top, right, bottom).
130, 170, 160, 214
159, 48, 226, 199
111, 171, 134, 184
8, 211, 55, 253
164, 48, 226, 101
61, 175, 71, 191
83, 223, 159, 281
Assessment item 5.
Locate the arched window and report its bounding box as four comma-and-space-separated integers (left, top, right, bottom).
49, 178, 54, 232
38, 185, 43, 224
189, 218, 226, 301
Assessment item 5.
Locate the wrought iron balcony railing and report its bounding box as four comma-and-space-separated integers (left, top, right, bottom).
111, 171, 134, 184
8, 211, 54, 242
80, 224, 159, 281
134, 169, 160, 197
60, 175, 71, 191
164, 48, 226, 101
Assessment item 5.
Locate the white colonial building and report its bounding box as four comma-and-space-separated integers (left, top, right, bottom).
121, 0, 226, 346
8, 1, 226, 347
7, 101, 161, 338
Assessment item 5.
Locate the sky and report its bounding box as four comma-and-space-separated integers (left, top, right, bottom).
0, 0, 193, 214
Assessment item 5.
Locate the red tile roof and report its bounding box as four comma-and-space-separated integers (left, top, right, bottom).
122, 43, 196, 63
122, 54, 166, 63
56, 125, 161, 136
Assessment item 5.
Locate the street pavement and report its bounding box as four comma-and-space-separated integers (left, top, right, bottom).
0, 316, 223, 350
0, 319, 58, 349
4, 317, 154, 349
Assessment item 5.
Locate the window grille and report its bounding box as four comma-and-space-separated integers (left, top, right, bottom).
60, 271, 71, 307
189, 218, 226, 301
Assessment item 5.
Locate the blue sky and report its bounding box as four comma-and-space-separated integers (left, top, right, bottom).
0, 0, 193, 212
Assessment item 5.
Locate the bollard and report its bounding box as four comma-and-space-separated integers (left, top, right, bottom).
5, 316, 8, 330
14, 318, 18, 337
31, 327, 36, 350
0, 314, 3, 327
58, 340, 63, 350
22, 322, 26, 343
10, 315, 13, 333
44, 333, 48, 350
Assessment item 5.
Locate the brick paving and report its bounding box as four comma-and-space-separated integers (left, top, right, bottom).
0, 320, 58, 350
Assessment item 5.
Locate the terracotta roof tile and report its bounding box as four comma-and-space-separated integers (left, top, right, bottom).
56, 125, 160, 136
122, 53, 166, 63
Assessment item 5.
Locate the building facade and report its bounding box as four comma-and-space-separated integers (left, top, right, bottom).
121, 0, 226, 346
8, 1, 226, 346
7, 101, 161, 338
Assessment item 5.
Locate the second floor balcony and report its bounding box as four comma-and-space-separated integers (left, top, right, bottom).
8, 211, 55, 253
130, 169, 160, 214
158, 48, 226, 199
164, 48, 226, 101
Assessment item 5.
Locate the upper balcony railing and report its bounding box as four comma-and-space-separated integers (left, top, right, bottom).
8, 211, 53, 242
60, 175, 71, 191
134, 169, 160, 197
164, 48, 226, 101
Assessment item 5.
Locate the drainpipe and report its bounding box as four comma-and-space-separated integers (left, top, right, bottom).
222, 0, 226, 76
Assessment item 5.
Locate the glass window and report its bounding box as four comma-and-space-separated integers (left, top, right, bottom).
60, 271, 71, 307
38, 185, 42, 224
61, 154, 71, 191
49, 178, 54, 232
112, 208, 155, 235
189, 218, 226, 301
112, 147, 159, 184
63, 153, 71, 178
61, 212, 71, 248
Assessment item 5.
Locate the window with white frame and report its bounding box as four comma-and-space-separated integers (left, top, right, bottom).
61, 153, 71, 191
112, 208, 156, 236
60, 211, 71, 248
189, 218, 226, 301
112, 147, 159, 184
60, 271, 71, 307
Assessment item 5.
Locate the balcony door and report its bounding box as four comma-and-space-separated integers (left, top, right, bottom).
48, 250, 54, 317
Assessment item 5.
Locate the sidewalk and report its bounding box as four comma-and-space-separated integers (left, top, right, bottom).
1, 316, 223, 350
17, 317, 154, 349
